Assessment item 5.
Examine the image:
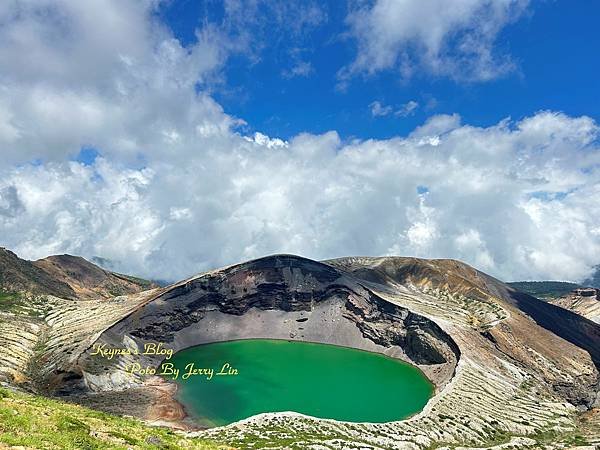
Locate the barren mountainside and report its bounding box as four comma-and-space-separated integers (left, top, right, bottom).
33, 254, 158, 299
550, 288, 600, 324
0, 248, 76, 299
0, 248, 157, 300
1, 250, 600, 449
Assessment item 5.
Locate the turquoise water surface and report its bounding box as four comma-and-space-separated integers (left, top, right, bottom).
167, 339, 433, 427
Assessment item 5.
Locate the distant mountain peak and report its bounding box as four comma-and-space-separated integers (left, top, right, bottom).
0, 248, 157, 299
0, 247, 76, 298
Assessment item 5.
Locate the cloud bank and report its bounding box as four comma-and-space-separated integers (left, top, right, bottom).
0, 0, 599, 284
2, 111, 599, 283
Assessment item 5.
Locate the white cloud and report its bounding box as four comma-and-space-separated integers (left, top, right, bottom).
370, 100, 419, 117
395, 100, 419, 117
404, 197, 439, 249
1, 110, 599, 283
246, 132, 288, 148
369, 101, 394, 117
0, 1, 599, 285
282, 60, 314, 79
411, 114, 462, 137
342, 0, 529, 83
0, 0, 233, 167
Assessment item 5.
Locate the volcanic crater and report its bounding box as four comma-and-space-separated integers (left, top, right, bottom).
2, 249, 600, 449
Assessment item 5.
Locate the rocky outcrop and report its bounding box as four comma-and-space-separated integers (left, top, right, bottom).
551, 287, 600, 324
342, 289, 456, 365
328, 256, 600, 409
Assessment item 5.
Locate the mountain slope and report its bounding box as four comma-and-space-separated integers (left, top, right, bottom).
0, 248, 156, 300
42, 254, 598, 449
0, 386, 222, 450
0, 248, 76, 299
33, 254, 157, 299
507, 281, 582, 300
2, 251, 600, 449
0, 249, 161, 387
550, 288, 600, 324
327, 256, 600, 398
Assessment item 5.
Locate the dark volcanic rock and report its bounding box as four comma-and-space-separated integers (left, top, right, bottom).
78, 255, 460, 391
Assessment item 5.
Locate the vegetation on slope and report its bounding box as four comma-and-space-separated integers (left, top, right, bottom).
507, 281, 581, 300
0, 386, 226, 450
0, 291, 26, 314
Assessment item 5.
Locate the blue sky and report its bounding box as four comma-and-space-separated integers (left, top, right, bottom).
1, 0, 599, 282
159, 0, 599, 140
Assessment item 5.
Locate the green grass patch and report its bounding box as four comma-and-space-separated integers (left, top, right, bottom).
0, 387, 226, 449
0, 291, 27, 313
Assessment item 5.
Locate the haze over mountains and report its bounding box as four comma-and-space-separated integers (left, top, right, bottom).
584, 266, 600, 289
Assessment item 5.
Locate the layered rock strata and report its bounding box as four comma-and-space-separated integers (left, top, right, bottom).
74, 255, 460, 392
2, 253, 600, 449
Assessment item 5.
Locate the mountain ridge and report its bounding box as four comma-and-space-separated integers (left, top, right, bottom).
0, 248, 157, 300
1, 249, 600, 448
0, 248, 76, 299
33, 254, 158, 299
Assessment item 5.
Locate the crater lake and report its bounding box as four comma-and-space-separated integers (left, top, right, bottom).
166, 339, 434, 427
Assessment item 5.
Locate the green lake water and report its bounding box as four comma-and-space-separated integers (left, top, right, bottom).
166, 339, 434, 427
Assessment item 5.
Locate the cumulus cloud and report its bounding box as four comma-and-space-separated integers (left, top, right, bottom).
0, 0, 599, 285
341, 0, 529, 83
2, 110, 599, 283
0, 0, 235, 167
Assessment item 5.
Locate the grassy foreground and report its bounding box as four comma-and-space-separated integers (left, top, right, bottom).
0, 387, 227, 450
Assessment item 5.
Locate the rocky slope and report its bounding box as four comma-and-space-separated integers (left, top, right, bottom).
73, 255, 461, 394
550, 288, 600, 324
2, 250, 600, 449
0, 248, 156, 300
33, 254, 157, 299
0, 248, 76, 298
0, 249, 162, 392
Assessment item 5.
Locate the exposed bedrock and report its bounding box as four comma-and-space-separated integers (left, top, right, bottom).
72, 255, 460, 393
328, 256, 600, 409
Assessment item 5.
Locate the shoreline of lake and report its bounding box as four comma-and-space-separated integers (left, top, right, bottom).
165, 339, 434, 427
